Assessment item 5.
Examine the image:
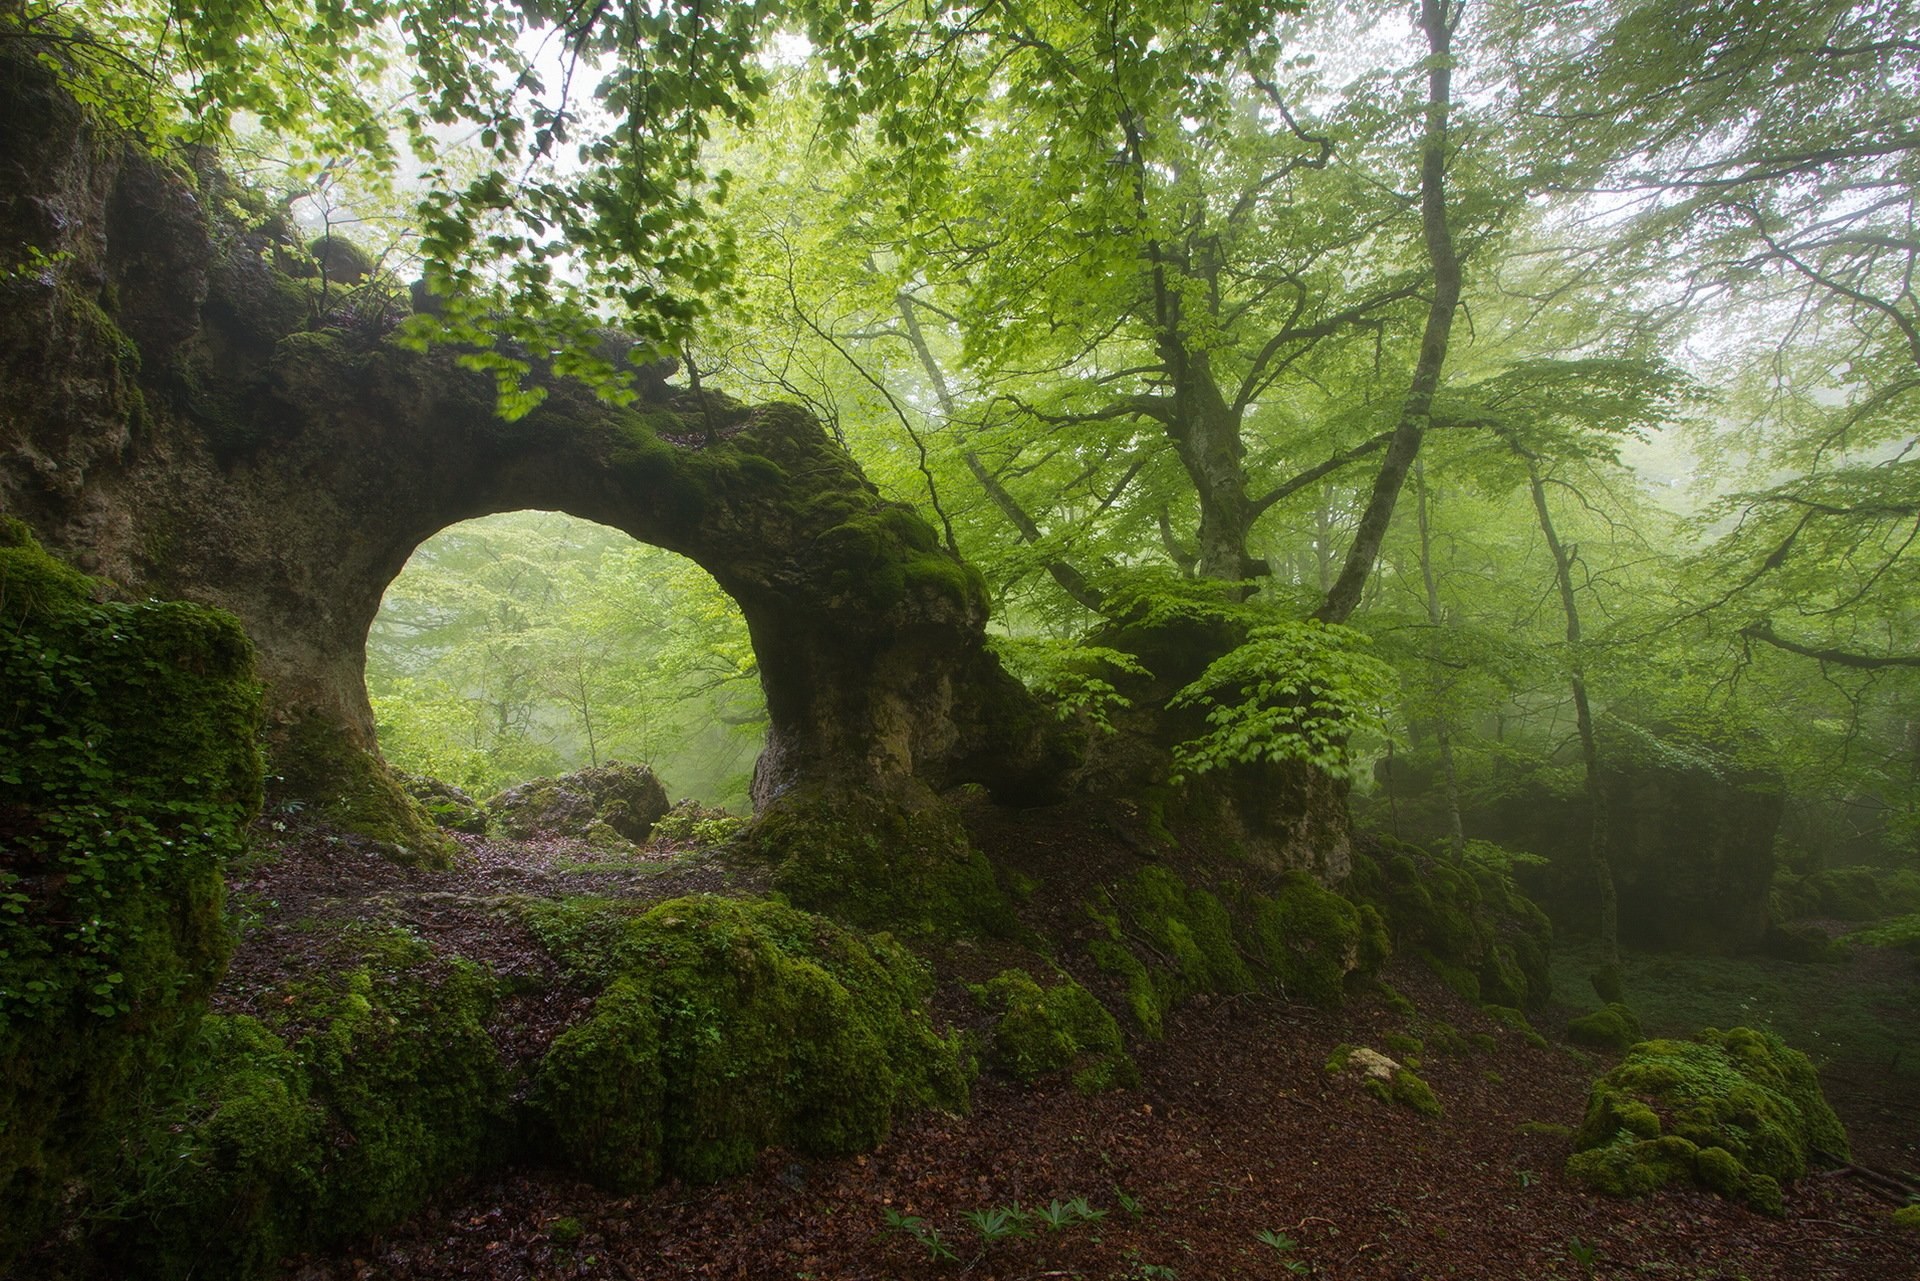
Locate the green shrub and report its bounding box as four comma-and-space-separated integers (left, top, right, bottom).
1566, 1026, 1848, 1215
531, 895, 971, 1189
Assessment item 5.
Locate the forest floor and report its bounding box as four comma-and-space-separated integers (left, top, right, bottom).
225, 805, 1920, 1281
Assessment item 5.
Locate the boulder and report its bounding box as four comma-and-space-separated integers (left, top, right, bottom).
487, 762, 671, 843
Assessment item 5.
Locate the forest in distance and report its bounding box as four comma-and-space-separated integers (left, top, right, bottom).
5, 0, 1920, 1276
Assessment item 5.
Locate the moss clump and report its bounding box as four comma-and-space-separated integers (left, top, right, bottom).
1565, 1026, 1848, 1215
1365, 1065, 1443, 1118
1892, 1204, 1920, 1231
970, 968, 1136, 1093
1085, 866, 1251, 1038
97, 928, 507, 1276
1567, 1002, 1642, 1051
397, 769, 490, 835
1248, 872, 1378, 1006
529, 895, 971, 1190
750, 784, 1014, 937
1347, 839, 1554, 1011
1, 528, 263, 1271
487, 761, 670, 843
1774, 866, 1920, 923
270, 713, 454, 866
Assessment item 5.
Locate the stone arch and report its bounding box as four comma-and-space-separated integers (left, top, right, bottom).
1, 46, 1069, 894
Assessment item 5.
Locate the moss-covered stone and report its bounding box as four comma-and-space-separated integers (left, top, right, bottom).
1892, 1203, 1920, 1231
528, 895, 971, 1190
98, 928, 510, 1276
750, 784, 1015, 937
1326, 1044, 1441, 1118
1346, 839, 1553, 1011
269, 713, 455, 866
1565, 1026, 1847, 1215
1566, 1002, 1643, 1051
397, 769, 490, 835
487, 761, 670, 843
970, 968, 1136, 1093
1248, 872, 1377, 1006
0, 531, 263, 1271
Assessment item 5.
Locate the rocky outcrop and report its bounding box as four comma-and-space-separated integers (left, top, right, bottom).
488, 763, 672, 845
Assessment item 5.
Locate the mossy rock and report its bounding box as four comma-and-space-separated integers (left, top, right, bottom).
1247, 871, 1380, 1006
529, 895, 971, 1190
749, 783, 1015, 937
97, 929, 509, 1276
1566, 1026, 1848, 1215
1566, 1002, 1642, 1051
270, 714, 455, 866
1892, 1203, 1920, 1231
970, 968, 1136, 1093
1346, 839, 1554, 1011
0, 533, 263, 1271
396, 769, 490, 835
1326, 1044, 1442, 1118
487, 761, 671, 843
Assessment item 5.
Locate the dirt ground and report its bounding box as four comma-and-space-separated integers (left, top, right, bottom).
226, 809, 1918, 1281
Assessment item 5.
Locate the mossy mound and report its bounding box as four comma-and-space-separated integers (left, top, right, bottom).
0, 527, 263, 1270
1771, 865, 1920, 924
270, 714, 455, 866
487, 761, 671, 844
970, 968, 1137, 1093
526, 895, 971, 1190
1566, 1002, 1643, 1051
1347, 838, 1553, 1010
750, 783, 1016, 936
1085, 862, 1389, 1037
1566, 1026, 1848, 1215
98, 928, 509, 1277
397, 769, 490, 835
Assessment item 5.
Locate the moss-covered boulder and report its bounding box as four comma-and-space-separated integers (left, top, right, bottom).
0, 526, 262, 1271
1248, 871, 1387, 1007
749, 779, 1016, 936
397, 770, 490, 835
1566, 1026, 1849, 1215
270, 713, 454, 864
488, 761, 671, 844
1566, 1002, 1642, 1051
970, 968, 1136, 1093
527, 895, 971, 1190
1347, 838, 1554, 1011
1325, 1044, 1442, 1118
98, 929, 509, 1277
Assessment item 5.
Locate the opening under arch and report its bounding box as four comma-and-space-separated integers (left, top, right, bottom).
366, 511, 765, 810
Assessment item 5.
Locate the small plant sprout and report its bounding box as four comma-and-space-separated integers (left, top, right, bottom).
1567, 1235, 1599, 1273
1257, 1228, 1312, 1274
962, 1204, 1032, 1242
882, 1208, 957, 1263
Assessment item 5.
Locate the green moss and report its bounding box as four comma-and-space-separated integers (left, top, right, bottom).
1566, 1026, 1847, 1215
970, 968, 1136, 1093
1566, 1002, 1643, 1051
1517, 1120, 1574, 1141
1348, 840, 1553, 1011
1892, 1204, 1920, 1231
1087, 937, 1169, 1038
1248, 872, 1370, 1006
270, 714, 455, 867
1482, 1005, 1549, 1049
750, 785, 1014, 937
1121, 867, 1254, 995
531, 896, 971, 1190
1382, 1066, 1442, 1118
96, 928, 507, 1276
0, 546, 263, 1271
0, 516, 97, 623
1384, 1033, 1424, 1060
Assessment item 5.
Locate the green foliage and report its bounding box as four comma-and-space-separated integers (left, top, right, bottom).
1169, 621, 1394, 783
969, 968, 1136, 1093
1566, 1026, 1849, 1215
530, 895, 971, 1189
990, 637, 1147, 731
0, 530, 263, 1270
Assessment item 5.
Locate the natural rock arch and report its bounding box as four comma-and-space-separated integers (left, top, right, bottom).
0, 47, 1065, 896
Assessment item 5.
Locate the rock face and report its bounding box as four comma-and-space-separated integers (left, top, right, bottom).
488, 763, 672, 844
0, 42, 1066, 873
1374, 734, 1781, 954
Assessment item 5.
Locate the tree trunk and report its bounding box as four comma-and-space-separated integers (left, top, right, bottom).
1318, 0, 1462, 625
1415, 459, 1466, 859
